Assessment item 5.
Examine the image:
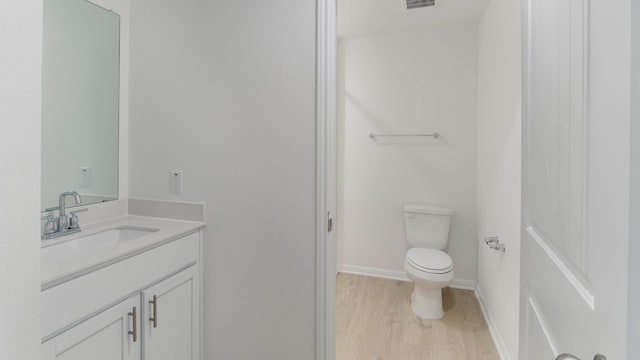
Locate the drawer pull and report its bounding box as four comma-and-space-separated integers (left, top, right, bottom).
128, 306, 137, 342
149, 295, 158, 328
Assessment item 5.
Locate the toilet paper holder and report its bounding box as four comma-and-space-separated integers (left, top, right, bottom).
484, 236, 506, 253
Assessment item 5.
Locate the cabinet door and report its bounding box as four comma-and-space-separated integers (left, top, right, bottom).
142, 266, 199, 360
42, 296, 140, 360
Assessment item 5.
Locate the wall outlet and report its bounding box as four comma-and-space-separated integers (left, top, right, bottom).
80, 167, 92, 187
170, 170, 183, 194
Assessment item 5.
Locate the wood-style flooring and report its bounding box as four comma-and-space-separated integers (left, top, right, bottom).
336, 273, 500, 360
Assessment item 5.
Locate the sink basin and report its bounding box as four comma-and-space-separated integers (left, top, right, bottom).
80, 226, 159, 247
42, 225, 159, 258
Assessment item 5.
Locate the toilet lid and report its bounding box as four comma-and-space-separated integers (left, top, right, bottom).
406, 248, 453, 274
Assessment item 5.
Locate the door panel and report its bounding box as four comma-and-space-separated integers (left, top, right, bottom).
42, 296, 140, 360
528, 0, 587, 276
523, 0, 592, 356
143, 266, 199, 360
522, 0, 630, 358
526, 298, 556, 360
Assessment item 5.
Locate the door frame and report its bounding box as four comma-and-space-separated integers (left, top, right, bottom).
318, 0, 640, 359
316, 0, 337, 359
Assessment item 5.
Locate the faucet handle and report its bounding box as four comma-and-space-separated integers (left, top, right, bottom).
69, 208, 88, 229
41, 214, 58, 236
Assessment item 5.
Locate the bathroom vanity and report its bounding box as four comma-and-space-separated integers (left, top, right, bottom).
41, 216, 204, 360
39, 0, 205, 358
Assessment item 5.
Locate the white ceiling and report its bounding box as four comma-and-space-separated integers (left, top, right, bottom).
338, 0, 490, 37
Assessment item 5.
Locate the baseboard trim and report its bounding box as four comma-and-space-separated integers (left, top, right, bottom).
475, 285, 512, 360
450, 278, 477, 291
337, 264, 476, 290
338, 264, 410, 281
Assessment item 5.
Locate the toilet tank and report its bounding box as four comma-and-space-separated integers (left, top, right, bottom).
404, 204, 453, 249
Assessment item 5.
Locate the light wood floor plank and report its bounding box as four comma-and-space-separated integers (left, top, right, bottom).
336, 273, 499, 360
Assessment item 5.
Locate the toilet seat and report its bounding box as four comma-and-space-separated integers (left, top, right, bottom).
406, 248, 453, 274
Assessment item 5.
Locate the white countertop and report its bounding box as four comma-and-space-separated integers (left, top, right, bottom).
41, 215, 205, 289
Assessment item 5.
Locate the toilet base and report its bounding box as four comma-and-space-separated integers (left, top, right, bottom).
411, 285, 444, 320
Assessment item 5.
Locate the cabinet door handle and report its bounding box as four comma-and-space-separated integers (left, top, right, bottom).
128, 306, 137, 342
149, 295, 157, 328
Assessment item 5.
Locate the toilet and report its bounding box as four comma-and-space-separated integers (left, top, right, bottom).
404, 203, 454, 319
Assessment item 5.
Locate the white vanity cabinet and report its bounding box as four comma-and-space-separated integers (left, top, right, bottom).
41, 225, 203, 360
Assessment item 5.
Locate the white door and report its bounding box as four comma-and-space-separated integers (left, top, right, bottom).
42, 296, 140, 360
142, 266, 199, 360
521, 0, 631, 359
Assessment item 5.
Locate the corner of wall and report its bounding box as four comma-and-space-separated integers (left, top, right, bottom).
0, 1, 43, 358
475, 284, 513, 360
475, 0, 522, 358
628, 0, 640, 356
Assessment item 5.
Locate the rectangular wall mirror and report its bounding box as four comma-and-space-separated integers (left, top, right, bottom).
41, 0, 121, 211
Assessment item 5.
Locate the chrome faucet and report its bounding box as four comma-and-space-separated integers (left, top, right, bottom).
41, 191, 87, 240
58, 191, 81, 230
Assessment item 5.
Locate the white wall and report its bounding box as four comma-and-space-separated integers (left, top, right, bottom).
0, 1, 42, 359
475, 0, 521, 358
337, 25, 479, 286
128, 0, 317, 358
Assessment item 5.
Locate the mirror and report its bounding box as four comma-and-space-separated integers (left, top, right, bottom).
41, 0, 120, 211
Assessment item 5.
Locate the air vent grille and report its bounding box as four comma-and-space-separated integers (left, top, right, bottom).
406, 0, 435, 9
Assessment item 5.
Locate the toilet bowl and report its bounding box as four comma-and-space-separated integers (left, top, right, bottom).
405, 248, 454, 319
403, 204, 454, 320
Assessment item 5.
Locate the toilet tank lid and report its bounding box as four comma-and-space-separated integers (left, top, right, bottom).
404, 204, 453, 215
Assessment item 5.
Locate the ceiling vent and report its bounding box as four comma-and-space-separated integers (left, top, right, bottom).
405, 0, 435, 9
